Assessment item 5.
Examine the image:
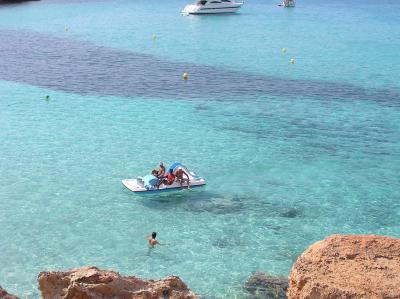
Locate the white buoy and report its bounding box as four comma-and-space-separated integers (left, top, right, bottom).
152, 34, 157, 40
290, 58, 295, 64
183, 72, 189, 80
282, 47, 287, 53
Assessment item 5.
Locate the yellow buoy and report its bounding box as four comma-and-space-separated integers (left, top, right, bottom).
282, 47, 287, 53
290, 58, 295, 64
183, 72, 189, 80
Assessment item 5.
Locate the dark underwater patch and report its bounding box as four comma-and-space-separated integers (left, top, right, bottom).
1, 29, 399, 104
211, 235, 244, 248
185, 195, 245, 214
278, 207, 303, 218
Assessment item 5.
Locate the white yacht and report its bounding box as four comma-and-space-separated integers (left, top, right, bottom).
182, 0, 243, 15
282, 0, 295, 7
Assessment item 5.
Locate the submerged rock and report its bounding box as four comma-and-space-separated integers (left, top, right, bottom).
186, 196, 244, 214
288, 234, 400, 299
212, 236, 244, 248
0, 286, 19, 299
38, 266, 197, 299
279, 208, 302, 219
245, 272, 288, 299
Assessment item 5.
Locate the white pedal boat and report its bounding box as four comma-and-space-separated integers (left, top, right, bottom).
122, 162, 206, 193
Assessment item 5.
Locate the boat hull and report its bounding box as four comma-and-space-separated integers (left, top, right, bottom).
182, 4, 242, 15
122, 178, 206, 193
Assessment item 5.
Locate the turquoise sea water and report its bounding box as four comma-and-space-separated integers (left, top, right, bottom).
1, 0, 400, 297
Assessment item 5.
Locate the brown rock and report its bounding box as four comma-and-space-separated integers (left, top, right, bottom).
0, 286, 19, 299
288, 234, 400, 299
38, 266, 197, 299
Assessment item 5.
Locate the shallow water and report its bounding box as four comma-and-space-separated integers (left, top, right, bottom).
0, 0, 400, 298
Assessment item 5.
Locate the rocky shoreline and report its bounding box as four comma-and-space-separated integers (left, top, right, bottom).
38, 266, 196, 299
0, 286, 19, 299
2, 234, 400, 299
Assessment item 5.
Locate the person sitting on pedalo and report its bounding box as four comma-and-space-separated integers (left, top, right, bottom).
175, 168, 191, 189
156, 168, 175, 189
151, 162, 165, 178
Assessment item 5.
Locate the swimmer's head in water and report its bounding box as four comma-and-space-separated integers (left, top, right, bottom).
152, 232, 157, 239
159, 162, 164, 167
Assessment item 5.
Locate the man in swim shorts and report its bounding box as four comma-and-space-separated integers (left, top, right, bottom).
175, 168, 191, 189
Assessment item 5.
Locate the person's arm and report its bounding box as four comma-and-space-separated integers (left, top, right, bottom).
183, 171, 191, 188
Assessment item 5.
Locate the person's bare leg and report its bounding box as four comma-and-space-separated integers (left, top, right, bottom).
156, 179, 164, 189
186, 179, 191, 189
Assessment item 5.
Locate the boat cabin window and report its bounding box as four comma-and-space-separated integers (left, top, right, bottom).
197, 0, 207, 5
